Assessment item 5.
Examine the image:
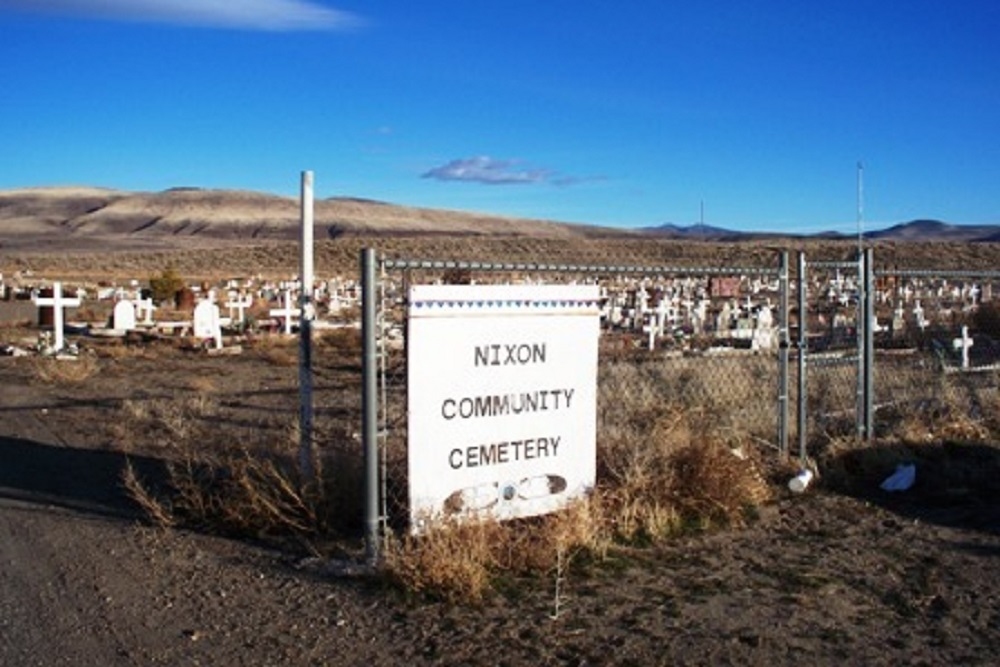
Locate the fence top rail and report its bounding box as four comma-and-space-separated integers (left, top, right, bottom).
809, 261, 861, 270
873, 268, 1000, 280
378, 257, 780, 277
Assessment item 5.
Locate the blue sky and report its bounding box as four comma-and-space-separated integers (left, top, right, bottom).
2, 1, 998, 233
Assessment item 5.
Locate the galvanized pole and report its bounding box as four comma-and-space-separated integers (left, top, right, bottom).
361, 248, 380, 563
855, 161, 866, 442
863, 247, 875, 442
777, 250, 790, 456
797, 251, 808, 461
855, 262, 866, 442
298, 171, 315, 481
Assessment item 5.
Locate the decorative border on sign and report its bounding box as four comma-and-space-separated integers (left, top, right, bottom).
408, 284, 602, 318
411, 299, 600, 310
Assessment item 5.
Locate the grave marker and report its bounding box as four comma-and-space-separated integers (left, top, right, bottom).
913, 300, 928, 331
113, 299, 137, 332
226, 293, 254, 326
953, 325, 973, 369
135, 297, 156, 325
193, 300, 223, 349
33, 282, 81, 352
269, 289, 297, 334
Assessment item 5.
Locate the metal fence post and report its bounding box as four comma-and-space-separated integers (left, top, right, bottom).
797, 251, 808, 461
854, 246, 871, 441
361, 248, 380, 563
777, 250, 790, 456
863, 247, 875, 442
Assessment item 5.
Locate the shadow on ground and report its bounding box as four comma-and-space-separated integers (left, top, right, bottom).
820, 440, 1000, 535
0, 436, 167, 519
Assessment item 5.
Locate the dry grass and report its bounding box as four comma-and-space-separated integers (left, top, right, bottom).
116, 391, 337, 546
381, 358, 774, 601
29, 353, 99, 384
250, 334, 298, 366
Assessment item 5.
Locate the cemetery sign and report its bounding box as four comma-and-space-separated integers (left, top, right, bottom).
407, 284, 600, 530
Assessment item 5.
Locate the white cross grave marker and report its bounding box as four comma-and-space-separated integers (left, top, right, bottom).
913, 300, 928, 331
226, 293, 254, 326
135, 297, 156, 325
33, 281, 81, 353
643, 315, 659, 351
269, 289, 297, 335
953, 325, 974, 369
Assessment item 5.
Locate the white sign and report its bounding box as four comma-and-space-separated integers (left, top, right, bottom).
407, 284, 600, 530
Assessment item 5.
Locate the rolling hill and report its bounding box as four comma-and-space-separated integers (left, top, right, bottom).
0, 186, 631, 252
2, 187, 998, 256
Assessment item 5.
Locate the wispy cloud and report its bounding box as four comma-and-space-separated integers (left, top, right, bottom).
422, 156, 598, 187
1, 0, 362, 31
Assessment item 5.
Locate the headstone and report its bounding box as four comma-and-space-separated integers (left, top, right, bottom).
913, 300, 928, 331
709, 276, 740, 299
643, 316, 659, 351
33, 282, 82, 353
176, 287, 196, 311
953, 325, 973, 369
891, 302, 905, 335
226, 293, 254, 326
193, 300, 223, 349
716, 301, 734, 334
609, 304, 623, 327
757, 304, 773, 330
113, 299, 137, 331
135, 297, 156, 325
691, 299, 709, 335
269, 289, 297, 335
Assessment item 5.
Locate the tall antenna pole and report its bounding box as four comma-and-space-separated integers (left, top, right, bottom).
856, 161, 864, 253
699, 199, 705, 238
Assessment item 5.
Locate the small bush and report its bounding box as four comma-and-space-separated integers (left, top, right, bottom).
148, 267, 186, 305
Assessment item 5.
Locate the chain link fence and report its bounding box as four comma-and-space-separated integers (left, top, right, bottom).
365, 251, 790, 542
356, 249, 1000, 555
869, 268, 1000, 441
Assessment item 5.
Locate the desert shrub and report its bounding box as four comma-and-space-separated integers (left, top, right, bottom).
382, 498, 607, 603
382, 518, 503, 603
117, 393, 352, 547
148, 266, 186, 305
125, 445, 325, 539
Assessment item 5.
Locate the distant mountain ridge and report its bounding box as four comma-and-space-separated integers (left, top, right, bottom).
642, 219, 1000, 242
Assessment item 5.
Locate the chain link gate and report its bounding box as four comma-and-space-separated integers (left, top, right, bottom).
361, 249, 791, 558
793, 250, 871, 457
